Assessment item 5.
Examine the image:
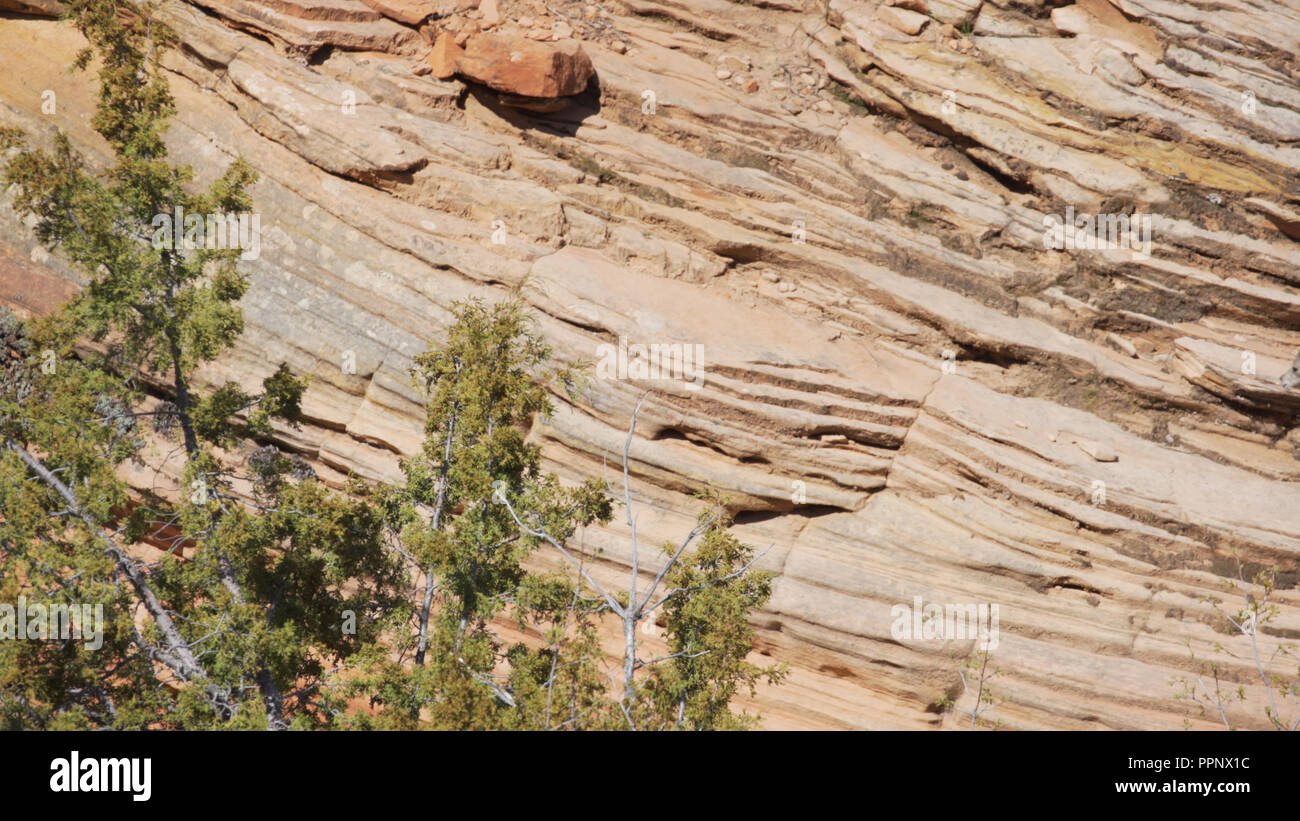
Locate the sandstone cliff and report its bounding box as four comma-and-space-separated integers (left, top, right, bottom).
1, 0, 1298, 729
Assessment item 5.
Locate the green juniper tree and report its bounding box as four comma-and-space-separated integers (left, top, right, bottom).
641, 505, 787, 730
347, 298, 611, 729
0, 0, 401, 728
352, 298, 785, 729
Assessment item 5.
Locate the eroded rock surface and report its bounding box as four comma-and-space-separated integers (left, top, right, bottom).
1, 0, 1298, 729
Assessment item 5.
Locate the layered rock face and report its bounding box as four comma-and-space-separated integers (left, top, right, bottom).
1, 0, 1298, 729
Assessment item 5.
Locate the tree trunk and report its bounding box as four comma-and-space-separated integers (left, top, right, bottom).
414, 566, 436, 666
7, 439, 236, 716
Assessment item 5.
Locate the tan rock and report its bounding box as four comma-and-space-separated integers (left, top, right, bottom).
1283, 352, 1300, 390
1245, 197, 1300, 242
255, 0, 384, 23
180, 0, 424, 56
924, 0, 980, 25
427, 31, 463, 79
1105, 333, 1138, 358
973, 10, 1039, 36
1051, 5, 1093, 36
359, 0, 440, 25
0, 0, 64, 15
720, 54, 748, 73
478, 0, 500, 27
1072, 436, 1118, 462
879, 6, 929, 35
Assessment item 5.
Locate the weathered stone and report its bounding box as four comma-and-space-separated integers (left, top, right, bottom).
359, 0, 442, 25
1105, 332, 1137, 358
1072, 436, 1118, 462
1283, 352, 1300, 389
878, 6, 929, 35
1051, 4, 1093, 36
0, 0, 64, 16
452, 33, 594, 97
186, 0, 424, 56
427, 30, 463, 78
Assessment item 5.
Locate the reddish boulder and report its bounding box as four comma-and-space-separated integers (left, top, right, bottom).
452, 34, 594, 98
